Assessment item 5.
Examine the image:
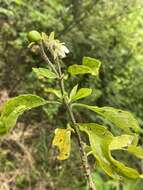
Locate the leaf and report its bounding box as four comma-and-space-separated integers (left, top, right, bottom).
127, 146, 143, 159
52, 128, 71, 160
44, 88, 62, 98
78, 123, 141, 179
109, 135, 134, 150
69, 84, 78, 100
102, 139, 140, 179
83, 57, 101, 76
68, 56, 101, 76
92, 172, 104, 190
0, 94, 47, 135
68, 65, 92, 75
33, 67, 57, 79
78, 123, 117, 178
49, 31, 55, 40
75, 104, 140, 134
71, 88, 92, 102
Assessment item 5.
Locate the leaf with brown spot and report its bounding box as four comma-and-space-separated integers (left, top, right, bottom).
52, 128, 71, 160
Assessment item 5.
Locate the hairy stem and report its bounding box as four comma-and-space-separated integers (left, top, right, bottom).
39, 41, 59, 76
40, 44, 96, 190
57, 60, 96, 190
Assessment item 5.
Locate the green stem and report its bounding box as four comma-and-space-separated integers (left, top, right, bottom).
39, 41, 59, 76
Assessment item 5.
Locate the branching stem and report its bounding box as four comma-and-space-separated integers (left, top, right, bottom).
40, 43, 96, 190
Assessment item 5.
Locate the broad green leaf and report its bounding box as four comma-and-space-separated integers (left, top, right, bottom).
0, 94, 47, 135
101, 137, 140, 179
52, 128, 71, 160
75, 104, 140, 134
69, 84, 78, 100
78, 123, 141, 179
68, 65, 92, 75
68, 57, 101, 76
78, 123, 117, 178
33, 67, 57, 79
109, 135, 134, 150
83, 57, 101, 76
71, 88, 92, 102
127, 146, 143, 159
44, 88, 62, 98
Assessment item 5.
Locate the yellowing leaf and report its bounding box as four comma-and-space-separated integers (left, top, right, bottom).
52, 128, 71, 160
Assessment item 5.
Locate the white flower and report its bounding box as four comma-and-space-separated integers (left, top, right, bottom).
58, 43, 70, 58
42, 32, 70, 59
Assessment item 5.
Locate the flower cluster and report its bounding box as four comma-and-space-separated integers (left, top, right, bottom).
42, 32, 69, 59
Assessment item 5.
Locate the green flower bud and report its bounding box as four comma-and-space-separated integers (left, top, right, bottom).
27, 30, 42, 42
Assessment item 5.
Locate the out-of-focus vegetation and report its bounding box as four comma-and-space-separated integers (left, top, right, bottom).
0, 0, 143, 189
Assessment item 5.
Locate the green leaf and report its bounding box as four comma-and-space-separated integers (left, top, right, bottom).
71, 88, 92, 102
33, 67, 57, 79
102, 139, 140, 179
78, 123, 117, 178
78, 123, 141, 179
109, 135, 134, 150
83, 57, 101, 75
44, 88, 62, 98
69, 84, 78, 100
0, 94, 47, 135
52, 128, 71, 160
75, 104, 140, 134
92, 172, 104, 190
127, 146, 143, 159
68, 65, 92, 75
68, 57, 101, 76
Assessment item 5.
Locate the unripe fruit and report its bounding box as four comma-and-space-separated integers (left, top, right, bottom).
27, 30, 41, 42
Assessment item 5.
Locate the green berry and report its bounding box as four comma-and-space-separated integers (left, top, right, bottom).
27, 30, 41, 42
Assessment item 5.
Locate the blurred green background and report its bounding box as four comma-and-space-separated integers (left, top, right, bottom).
0, 0, 143, 189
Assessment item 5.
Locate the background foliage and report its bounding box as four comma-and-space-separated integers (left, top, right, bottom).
0, 0, 143, 189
